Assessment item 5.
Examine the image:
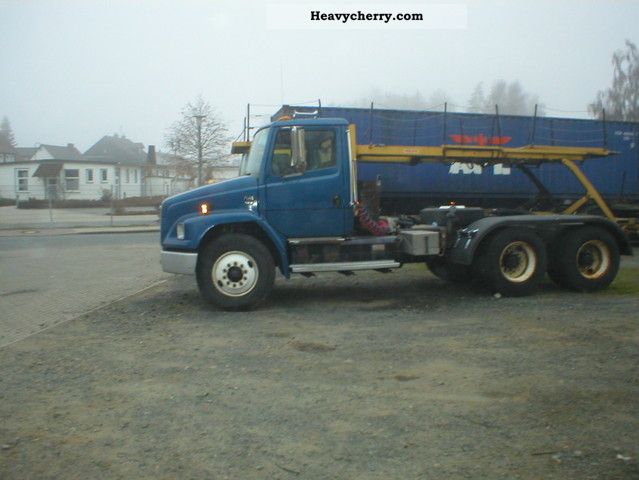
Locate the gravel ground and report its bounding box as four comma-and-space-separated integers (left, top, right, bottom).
1, 260, 638, 479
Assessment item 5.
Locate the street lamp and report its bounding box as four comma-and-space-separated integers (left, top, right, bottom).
193, 114, 206, 186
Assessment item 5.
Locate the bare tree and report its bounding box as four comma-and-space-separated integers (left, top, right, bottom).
467, 80, 543, 116
0, 116, 17, 147
165, 95, 229, 186
589, 40, 639, 122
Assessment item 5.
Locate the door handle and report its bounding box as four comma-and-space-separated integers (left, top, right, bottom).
332, 195, 341, 207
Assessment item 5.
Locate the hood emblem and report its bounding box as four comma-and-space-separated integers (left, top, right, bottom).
244, 195, 258, 211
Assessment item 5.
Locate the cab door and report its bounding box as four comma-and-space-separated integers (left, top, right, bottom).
263, 127, 347, 238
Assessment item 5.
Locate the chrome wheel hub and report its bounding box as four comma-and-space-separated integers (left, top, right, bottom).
212, 251, 259, 297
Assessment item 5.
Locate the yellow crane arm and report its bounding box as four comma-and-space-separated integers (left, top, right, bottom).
345, 124, 617, 220
355, 143, 614, 164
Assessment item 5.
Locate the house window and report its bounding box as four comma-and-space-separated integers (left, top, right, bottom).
125, 168, 130, 183
65, 169, 80, 191
86, 169, 94, 183
133, 169, 138, 183
16, 169, 28, 191
100, 168, 108, 183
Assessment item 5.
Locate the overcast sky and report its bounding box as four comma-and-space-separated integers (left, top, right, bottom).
1, 0, 637, 152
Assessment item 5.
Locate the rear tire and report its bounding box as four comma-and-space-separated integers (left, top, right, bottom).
426, 257, 473, 283
548, 227, 619, 292
196, 234, 275, 310
474, 228, 546, 296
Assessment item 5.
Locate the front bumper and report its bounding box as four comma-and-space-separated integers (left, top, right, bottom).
161, 250, 198, 275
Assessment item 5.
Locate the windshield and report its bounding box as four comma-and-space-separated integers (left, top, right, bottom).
239, 128, 268, 176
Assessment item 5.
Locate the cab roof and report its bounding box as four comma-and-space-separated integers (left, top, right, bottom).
268, 117, 348, 128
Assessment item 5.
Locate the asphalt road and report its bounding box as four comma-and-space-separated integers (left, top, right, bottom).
0, 232, 168, 347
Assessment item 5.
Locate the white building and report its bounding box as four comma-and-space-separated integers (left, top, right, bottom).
0, 143, 140, 201
83, 134, 146, 199
143, 148, 194, 197
0, 133, 240, 202
0, 136, 147, 201
144, 149, 239, 196
208, 164, 240, 183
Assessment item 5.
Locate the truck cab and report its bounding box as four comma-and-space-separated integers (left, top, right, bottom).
160, 117, 631, 310
161, 118, 364, 308
244, 118, 354, 238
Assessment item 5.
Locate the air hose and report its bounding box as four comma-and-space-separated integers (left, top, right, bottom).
355, 201, 390, 236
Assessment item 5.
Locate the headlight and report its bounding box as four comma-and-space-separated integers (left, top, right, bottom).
176, 223, 185, 240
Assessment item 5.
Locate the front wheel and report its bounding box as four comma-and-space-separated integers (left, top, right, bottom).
474, 228, 547, 296
548, 227, 619, 292
196, 234, 275, 310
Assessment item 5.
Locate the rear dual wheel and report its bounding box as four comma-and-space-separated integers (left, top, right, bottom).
548, 227, 619, 292
474, 228, 546, 296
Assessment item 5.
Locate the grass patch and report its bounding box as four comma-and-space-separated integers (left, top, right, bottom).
606, 267, 639, 295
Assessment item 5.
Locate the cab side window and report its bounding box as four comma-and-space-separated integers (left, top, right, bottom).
270, 128, 336, 177
305, 130, 336, 170
271, 130, 294, 176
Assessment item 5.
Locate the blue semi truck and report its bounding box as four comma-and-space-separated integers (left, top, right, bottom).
160, 117, 632, 310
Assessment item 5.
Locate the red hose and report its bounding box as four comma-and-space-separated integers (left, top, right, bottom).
355, 201, 390, 236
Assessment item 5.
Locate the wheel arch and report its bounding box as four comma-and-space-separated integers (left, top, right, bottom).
548, 220, 632, 256
197, 222, 289, 276
449, 216, 542, 265
450, 215, 632, 266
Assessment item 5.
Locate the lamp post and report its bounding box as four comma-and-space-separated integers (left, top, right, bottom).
193, 114, 206, 186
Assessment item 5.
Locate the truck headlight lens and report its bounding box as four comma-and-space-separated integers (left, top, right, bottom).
176, 223, 185, 240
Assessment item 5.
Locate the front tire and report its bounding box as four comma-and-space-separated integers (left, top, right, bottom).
548, 227, 619, 292
474, 228, 547, 296
196, 234, 275, 310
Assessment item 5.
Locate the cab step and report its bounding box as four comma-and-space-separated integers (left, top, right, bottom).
290, 260, 400, 273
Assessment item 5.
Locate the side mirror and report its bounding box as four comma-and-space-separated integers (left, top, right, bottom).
290, 126, 307, 172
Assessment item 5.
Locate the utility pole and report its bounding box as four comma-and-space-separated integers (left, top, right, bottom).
193, 114, 206, 186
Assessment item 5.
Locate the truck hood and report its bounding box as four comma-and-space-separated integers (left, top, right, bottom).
162, 175, 257, 206
160, 175, 258, 240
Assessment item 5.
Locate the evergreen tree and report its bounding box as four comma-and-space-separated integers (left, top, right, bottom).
0, 116, 16, 147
